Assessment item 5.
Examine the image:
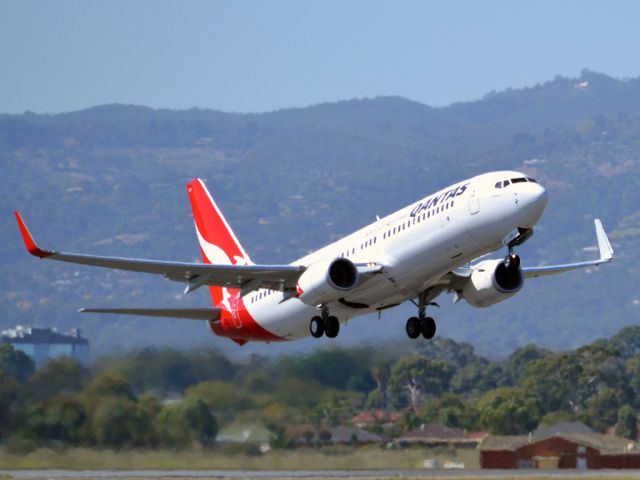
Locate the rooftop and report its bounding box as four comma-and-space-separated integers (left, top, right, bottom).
1, 325, 88, 345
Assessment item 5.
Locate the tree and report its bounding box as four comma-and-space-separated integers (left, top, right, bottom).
265, 422, 293, 449
0, 344, 34, 383
501, 344, 550, 386
478, 387, 539, 434
184, 380, 252, 413
584, 388, 628, 432
615, 405, 638, 440
23, 395, 88, 444
284, 348, 374, 392
519, 353, 582, 414
369, 364, 390, 409
133, 394, 162, 447
91, 397, 138, 448
84, 374, 135, 402
627, 357, 640, 401
315, 389, 358, 427
25, 357, 89, 402
155, 398, 217, 447
609, 326, 640, 359
419, 393, 479, 430
0, 371, 19, 438
415, 337, 480, 369
451, 361, 502, 395
390, 355, 453, 411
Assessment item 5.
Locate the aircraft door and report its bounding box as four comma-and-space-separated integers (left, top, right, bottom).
468, 189, 479, 215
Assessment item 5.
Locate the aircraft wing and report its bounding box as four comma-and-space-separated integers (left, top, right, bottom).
522, 219, 613, 279
15, 212, 305, 294
440, 219, 613, 293
79, 308, 221, 320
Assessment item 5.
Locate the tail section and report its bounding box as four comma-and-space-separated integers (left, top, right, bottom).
187, 179, 253, 308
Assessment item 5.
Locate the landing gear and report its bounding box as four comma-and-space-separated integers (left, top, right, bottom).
324, 316, 340, 338
310, 316, 324, 338
406, 317, 420, 339
421, 317, 436, 339
309, 308, 340, 339
406, 292, 438, 340
503, 228, 529, 269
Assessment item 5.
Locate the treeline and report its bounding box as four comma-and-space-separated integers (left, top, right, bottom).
1, 325, 639, 452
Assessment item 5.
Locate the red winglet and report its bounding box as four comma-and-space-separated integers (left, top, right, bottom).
14, 211, 53, 258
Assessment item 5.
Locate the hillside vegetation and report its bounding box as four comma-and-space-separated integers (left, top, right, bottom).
1, 326, 639, 455
1, 69, 639, 355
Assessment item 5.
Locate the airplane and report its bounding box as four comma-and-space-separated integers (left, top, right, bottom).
15, 170, 613, 346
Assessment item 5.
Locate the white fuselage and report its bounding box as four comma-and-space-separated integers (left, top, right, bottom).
243, 171, 548, 340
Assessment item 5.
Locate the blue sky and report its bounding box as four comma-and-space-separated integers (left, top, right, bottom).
1, 0, 639, 114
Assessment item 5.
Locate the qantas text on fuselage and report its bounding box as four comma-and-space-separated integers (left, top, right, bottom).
15, 171, 613, 346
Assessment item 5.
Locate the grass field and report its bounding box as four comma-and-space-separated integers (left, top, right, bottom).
0, 445, 478, 470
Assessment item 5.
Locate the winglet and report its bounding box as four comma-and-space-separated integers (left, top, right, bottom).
594, 219, 613, 262
14, 211, 54, 258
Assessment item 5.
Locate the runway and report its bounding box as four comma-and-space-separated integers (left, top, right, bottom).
2, 469, 640, 479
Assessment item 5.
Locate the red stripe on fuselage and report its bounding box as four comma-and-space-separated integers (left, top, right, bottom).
208, 299, 286, 344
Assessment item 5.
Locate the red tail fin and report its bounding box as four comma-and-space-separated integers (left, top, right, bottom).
186, 179, 253, 308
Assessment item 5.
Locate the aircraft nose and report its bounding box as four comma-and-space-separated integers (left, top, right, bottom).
530, 183, 548, 209
519, 182, 548, 227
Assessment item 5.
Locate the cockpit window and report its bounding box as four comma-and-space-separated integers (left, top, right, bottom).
494, 182, 502, 189
503, 180, 510, 187
511, 177, 527, 184
527, 177, 538, 183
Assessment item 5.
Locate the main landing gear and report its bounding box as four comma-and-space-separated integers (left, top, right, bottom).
310, 307, 340, 339
406, 292, 437, 340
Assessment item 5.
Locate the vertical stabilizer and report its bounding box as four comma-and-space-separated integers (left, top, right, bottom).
186, 179, 253, 308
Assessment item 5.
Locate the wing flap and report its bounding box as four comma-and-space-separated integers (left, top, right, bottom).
79, 308, 222, 320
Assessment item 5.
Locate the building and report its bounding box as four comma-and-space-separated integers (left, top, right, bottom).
480, 432, 640, 469
351, 410, 401, 428
1, 325, 90, 366
397, 423, 486, 447
532, 421, 594, 439
285, 424, 382, 447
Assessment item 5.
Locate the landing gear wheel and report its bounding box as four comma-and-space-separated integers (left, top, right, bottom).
406, 317, 421, 339
324, 316, 340, 338
310, 316, 324, 338
421, 316, 436, 339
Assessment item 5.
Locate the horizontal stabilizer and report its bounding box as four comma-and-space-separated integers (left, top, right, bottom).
79, 308, 221, 321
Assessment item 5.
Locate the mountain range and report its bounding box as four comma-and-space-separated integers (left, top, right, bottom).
1, 69, 639, 358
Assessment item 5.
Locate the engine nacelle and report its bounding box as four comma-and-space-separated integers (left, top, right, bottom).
297, 258, 359, 306
460, 259, 524, 308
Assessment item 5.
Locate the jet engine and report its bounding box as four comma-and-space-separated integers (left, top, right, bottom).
460, 258, 524, 308
297, 258, 359, 306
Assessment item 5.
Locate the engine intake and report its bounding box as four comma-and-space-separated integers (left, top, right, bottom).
460, 259, 524, 308
297, 258, 359, 306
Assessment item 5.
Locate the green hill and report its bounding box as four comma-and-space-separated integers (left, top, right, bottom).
1, 70, 639, 356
